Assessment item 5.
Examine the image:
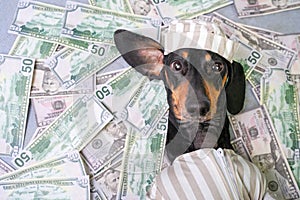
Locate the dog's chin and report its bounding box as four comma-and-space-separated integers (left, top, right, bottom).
174, 116, 225, 151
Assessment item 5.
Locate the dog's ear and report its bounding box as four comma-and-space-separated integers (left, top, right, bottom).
225, 61, 246, 115
114, 29, 164, 80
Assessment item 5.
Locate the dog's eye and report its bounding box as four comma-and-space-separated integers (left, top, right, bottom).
170, 60, 183, 71
212, 62, 224, 72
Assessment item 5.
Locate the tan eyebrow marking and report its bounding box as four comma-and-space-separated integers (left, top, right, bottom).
205, 53, 211, 62
181, 51, 189, 59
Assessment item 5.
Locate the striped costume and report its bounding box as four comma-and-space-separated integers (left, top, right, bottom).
147, 148, 266, 200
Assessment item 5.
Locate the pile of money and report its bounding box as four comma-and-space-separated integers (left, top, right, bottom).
209, 14, 300, 200
0, 0, 299, 199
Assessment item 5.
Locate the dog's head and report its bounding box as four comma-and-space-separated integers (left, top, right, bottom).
114, 29, 245, 158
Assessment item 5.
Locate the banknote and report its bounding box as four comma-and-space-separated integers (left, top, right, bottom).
32, 95, 74, 127
61, 1, 161, 45
239, 23, 281, 40
247, 69, 263, 101
81, 119, 127, 173
0, 159, 14, 176
30, 127, 47, 142
230, 137, 251, 161
89, 0, 132, 13
292, 74, 300, 118
117, 111, 168, 199
234, 0, 300, 18
121, 79, 168, 135
96, 68, 126, 86
152, 0, 232, 21
0, 176, 90, 199
274, 33, 300, 74
90, 161, 122, 200
9, 0, 101, 54
261, 68, 300, 192
229, 106, 300, 199
45, 47, 119, 89
127, 0, 160, 18
211, 13, 296, 82
0, 54, 34, 157
96, 68, 148, 116
30, 60, 94, 97
0, 150, 86, 181
9, 36, 57, 59
13, 94, 113, 168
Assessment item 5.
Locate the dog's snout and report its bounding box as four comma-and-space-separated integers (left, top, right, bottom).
187, 100, 210, 117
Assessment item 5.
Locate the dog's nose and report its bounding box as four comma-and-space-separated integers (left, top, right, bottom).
187, 100, 210, 117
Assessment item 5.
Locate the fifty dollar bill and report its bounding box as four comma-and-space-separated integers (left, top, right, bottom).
13, 94, 113, 168
0, 54, 34, 157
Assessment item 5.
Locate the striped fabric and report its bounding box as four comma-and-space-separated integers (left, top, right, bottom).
161, 19, 238, 62
147, 148, 266, 200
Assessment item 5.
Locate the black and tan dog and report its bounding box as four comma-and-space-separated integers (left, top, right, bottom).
114, 29, 245, 161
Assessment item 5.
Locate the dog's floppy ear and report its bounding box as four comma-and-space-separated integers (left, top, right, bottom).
114, 29, 164, 80
225, 61, 246, 115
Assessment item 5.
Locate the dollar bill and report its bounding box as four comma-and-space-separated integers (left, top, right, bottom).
117, 111, 168, 199
9, 36, 57, 59
96, 69, 126, 87
231, 137, 252, 161
9, 0, 102, 54
96, 68, 148, 116
127, 0, 160, 18
152, 0, 232, 21
261, 68, 300, 192
81, 119, 127, 173
32, 95, 74, 127
0, 54, 34, 157
121, 79, 168, 136
292, 74, 300, 111
30, 60, 94, 97
0, 150, 86, 181
45, 47, 119, 89
13, 94, 113, 168
274, 33, 300, 74
0, 176, 90, 199
61, 1, 161, 45
229, 106, 300, 199
90, 161, 122, 200
89, 0, 132, 13
239, 23, 281, 40
234, 0, 300, 18
211, 13, 296, 84
0, 159, 14, 176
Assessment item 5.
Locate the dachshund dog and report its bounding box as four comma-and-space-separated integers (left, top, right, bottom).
114, 29, 246, 161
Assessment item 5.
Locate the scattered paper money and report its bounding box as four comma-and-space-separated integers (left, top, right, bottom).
229, 106, 300, 199
1, 0, 299, 199
13, 94, 113, 168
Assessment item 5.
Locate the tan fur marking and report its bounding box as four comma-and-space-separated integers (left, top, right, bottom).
181, 51, 189, 59
171, 80, 190, 120
205, 53, 211, 62
202, 79, 221, 119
